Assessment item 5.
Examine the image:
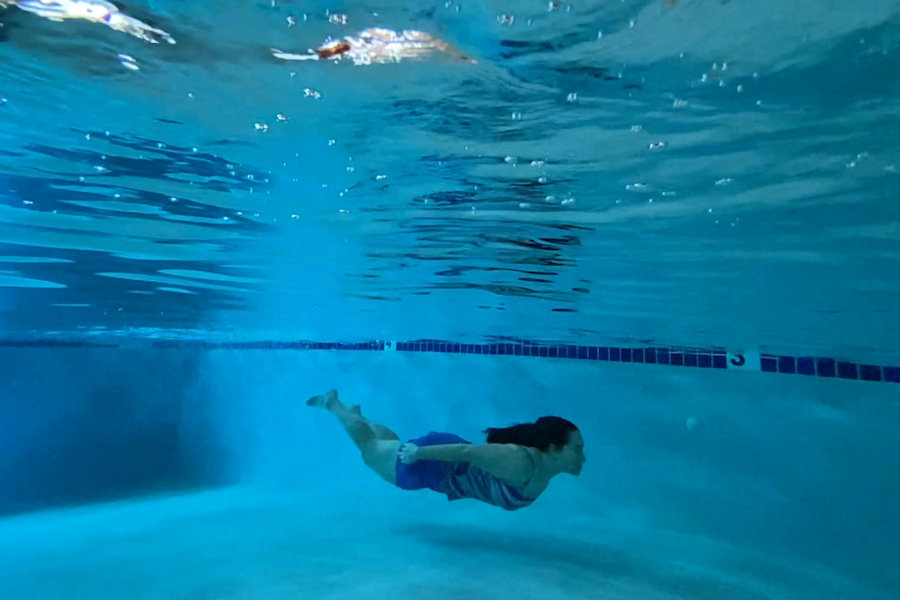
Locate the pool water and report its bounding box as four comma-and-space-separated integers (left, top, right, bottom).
0, 1, 898, 598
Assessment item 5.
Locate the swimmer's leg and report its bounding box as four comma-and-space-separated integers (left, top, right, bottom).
307, 389, 400, 484
345, 404, 400, 441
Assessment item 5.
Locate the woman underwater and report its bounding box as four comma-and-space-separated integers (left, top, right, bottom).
307, 389, 585, 511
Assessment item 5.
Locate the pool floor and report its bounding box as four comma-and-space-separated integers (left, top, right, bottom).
0, 486, 884, 600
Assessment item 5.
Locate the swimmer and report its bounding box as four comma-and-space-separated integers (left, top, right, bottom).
1, 0, 175, 44
306, 389, 585, 511
272, 27, 475, 65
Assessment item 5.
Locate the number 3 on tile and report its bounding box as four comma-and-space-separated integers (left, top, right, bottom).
727, 351, 761, 371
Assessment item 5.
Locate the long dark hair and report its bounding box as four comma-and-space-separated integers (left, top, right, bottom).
484, 416, 578, 452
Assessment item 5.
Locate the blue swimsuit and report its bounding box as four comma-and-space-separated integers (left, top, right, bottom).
395, 432, 536, 511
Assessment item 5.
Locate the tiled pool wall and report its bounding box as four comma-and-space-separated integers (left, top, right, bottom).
4, 338, 897, 384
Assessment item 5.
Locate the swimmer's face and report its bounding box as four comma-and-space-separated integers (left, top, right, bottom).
561, 431, 585, 475
316, 41, 351, 59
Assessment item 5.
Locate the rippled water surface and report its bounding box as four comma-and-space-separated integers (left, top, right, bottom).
1, 0, 899, 359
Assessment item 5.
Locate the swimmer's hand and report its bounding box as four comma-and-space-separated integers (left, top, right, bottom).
107, 12, 175, 44
398, 442, 419, 464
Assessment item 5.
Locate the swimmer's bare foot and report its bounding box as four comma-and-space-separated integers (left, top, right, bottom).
307, 389, 338, 410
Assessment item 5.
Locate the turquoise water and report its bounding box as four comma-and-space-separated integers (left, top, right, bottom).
1, 1, 899, 598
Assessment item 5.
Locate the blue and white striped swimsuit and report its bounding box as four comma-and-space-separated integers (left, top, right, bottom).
441, 461, 536, 511
394, 432, 538, 511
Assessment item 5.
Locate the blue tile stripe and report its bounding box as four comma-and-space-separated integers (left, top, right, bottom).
0, 338, 896, 385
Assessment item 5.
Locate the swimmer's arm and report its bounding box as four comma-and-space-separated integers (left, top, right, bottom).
433, 40, 477, 64
414, 443, 533, 485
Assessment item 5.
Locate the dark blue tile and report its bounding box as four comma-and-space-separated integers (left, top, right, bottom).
621, 348, 632, 363
816, 358, 836, 377
860, 365, 882, 381
453, 343, 462, 353
645, 348, 657, 364
684, 353, 698, 367
540, 346, 549, 357
504, 344, 514, 355
761, 356, 777, 372
632, 348, 644, 363
610, 348, 621, 361
797, 357, 815, 376
513, 345, 521, 355
597, 347, 610, 361
671, 353, 684, 366
567, 346, 578, 359
578, 346, 588, 360
549, 346, 559, 358
522, 345, 535, 356
588, 347, 598, 360
884, 367, 900, 383
778, 356, 796, 374
697, 354, 712, 368
838, 362, 859, 380
657, 348, 670, 365
712, 354, 726, 369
